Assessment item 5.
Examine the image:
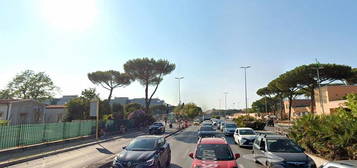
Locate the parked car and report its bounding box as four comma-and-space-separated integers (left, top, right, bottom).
223, 123, 237, 136
233, 128, 257, 147
189, 137, 240, 168
319, 160, 357, 168
112, 136, 171, 168
149, 122, 165, 134
198, 126, 217, 139
253, 134, 316, 168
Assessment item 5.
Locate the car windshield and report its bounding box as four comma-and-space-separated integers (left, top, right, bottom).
200, 127, 214, 131
195, 144, 234, 161
267, 139, 303, 153
153, 123, 163, 126
126, 138, 157, 151
239, 129, 255, 135
225, 124, 237, 128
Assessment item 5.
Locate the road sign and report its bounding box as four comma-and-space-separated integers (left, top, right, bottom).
90, 101, 99, 117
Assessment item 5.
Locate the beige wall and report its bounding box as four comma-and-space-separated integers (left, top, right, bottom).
283, 100, 311, 120
315, 85, 357, 115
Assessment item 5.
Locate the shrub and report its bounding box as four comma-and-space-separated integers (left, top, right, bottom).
0, 120, 9, 126
289, 94, 357, 160
233, 115, 265, 130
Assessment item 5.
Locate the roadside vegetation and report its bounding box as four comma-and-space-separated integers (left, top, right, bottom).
289, 94, 357, 160
233, 115, 265, 130
174, 103, 203, 120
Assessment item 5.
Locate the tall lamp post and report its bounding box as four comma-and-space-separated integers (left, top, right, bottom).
224, 92, 228, 118
315, 59, 324, 114
175, 77, 184, 105
241, 66, 251, 114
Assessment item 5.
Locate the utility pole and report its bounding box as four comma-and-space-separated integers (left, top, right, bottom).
175, 77, 184, 105
224, 92, 228, 118
315, 59, 324, 114
241, 66, 251, 114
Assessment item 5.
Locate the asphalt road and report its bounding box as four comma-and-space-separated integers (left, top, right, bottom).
7, 125, 265, 168
167, 126, 265, 168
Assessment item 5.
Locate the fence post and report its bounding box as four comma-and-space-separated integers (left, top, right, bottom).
16, 124, 22, 146
42, 122, 47, 142
62, 122, 66, 139
78, 120, 82, 137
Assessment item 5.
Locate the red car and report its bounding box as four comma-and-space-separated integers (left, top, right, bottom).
189, 137, 240, 168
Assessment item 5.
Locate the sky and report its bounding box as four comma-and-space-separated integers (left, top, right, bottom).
1, 0, 357, 110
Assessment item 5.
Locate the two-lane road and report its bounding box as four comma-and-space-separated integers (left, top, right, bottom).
167, 126, 265, 168
7, 125, 265, 168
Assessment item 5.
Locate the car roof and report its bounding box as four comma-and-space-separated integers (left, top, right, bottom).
236, 127, 254, 130
198, 137, 227, 144
137, 135, 162, 139
330, 160, 357, 167
260, 134, 288, 139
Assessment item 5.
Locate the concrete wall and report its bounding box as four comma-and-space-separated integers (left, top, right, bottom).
44, 108, 66, 123
8, 100, 45, 125
0, 104, 8, 120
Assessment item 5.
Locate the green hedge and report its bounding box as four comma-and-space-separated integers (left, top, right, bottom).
289, 94, 357, 160
233, 115, 265, 130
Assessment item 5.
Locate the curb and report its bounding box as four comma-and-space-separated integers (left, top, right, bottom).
0, 130, 143, 168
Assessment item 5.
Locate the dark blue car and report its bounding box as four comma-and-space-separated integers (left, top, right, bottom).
113, 136, 171, 168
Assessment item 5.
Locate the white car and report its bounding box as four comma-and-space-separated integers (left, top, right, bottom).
233, 128, 257, 147
319, 160, 357, 168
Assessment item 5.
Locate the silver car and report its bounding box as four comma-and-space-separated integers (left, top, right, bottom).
319, 160, 357, 168
253, 134, 316, 168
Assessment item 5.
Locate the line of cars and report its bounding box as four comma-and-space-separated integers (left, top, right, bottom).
196, 119, 319, 168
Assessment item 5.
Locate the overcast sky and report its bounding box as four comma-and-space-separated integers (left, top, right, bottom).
1, 0, 357, 110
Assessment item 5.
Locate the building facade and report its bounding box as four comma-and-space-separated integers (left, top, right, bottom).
283, 99, 311, 120
44, 105, 66, 123
0, 99, 45, 125
315, 85, 357, 115
110, 97, 166, 107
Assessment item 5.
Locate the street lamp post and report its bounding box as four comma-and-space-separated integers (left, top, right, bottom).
224, 92, 228, 118
241, 66, 251, 114
315, 59, 324, 114
175, 77, 184, 105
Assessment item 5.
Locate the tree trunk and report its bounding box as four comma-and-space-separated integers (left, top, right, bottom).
108, 88, 113, 101
310, 88, 315, 114
288, 96, 293, 121
145, 83, 149, 113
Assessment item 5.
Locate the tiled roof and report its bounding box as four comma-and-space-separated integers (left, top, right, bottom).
46, 105, 66, 109
0, 99, 21, 104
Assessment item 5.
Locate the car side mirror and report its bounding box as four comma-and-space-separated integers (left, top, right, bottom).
122, 146, 126, 149
189, 152, 194, 159
234, 153, 240, 160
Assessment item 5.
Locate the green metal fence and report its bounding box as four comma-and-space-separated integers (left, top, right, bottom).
0, 119, 134, 150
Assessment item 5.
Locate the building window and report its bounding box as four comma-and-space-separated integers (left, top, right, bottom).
20, 113, 28, 124
0, 112, 3, 118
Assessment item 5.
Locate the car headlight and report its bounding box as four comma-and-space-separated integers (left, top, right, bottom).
146, 157, 155, 166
